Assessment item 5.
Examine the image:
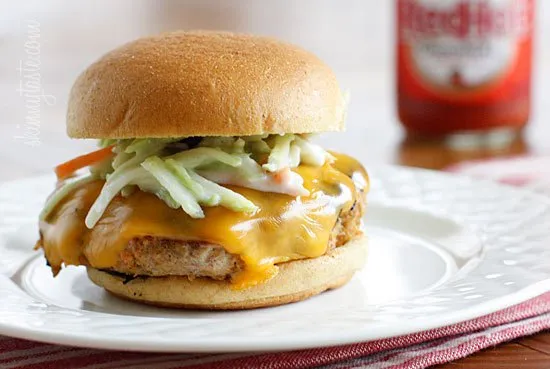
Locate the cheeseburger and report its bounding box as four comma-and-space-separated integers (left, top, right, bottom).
36, 31, 369, 310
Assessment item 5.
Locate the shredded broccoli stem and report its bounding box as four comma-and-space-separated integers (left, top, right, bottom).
40, 175, 97, 221
44, 134, 329, 228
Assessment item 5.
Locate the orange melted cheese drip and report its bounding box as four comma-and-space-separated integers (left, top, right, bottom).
39, 152, 368, 289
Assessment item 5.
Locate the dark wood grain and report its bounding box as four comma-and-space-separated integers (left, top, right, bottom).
435, 338, 550, 369
517, 334, 550, 356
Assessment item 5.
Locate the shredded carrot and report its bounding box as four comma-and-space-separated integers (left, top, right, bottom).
55, 145, 114, 180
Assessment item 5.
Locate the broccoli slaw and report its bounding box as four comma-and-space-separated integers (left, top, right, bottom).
41, 134, 332, 229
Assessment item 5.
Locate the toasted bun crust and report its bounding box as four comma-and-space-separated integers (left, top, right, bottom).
68, 31, 345, 139
86, 236, 367, 310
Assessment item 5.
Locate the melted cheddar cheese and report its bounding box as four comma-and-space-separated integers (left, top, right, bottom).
38, 152, 368, 288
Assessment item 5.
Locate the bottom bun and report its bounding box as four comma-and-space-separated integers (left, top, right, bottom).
87, 235, 368, 310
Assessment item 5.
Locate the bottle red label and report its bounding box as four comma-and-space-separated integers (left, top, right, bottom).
397, 0, 534, 135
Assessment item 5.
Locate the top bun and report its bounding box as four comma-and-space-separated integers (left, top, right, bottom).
67, 31, 346, 139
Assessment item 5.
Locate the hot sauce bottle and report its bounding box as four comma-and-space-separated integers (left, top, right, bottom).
396, 0, 534, 148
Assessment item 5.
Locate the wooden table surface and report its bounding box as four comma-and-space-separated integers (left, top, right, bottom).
1, 1, 549, 367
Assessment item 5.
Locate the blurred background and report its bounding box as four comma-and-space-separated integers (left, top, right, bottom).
0, 0, 549, 181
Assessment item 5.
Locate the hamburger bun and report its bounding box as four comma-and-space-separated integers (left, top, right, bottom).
86, 235, 367, 310
67, 31, 346, 139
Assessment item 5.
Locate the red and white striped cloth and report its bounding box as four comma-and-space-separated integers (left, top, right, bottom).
2, 156, 550, 369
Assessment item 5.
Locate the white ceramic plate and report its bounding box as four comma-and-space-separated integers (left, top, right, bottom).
1, 166, 550, 353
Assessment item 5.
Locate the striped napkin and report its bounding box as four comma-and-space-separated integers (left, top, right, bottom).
2, 156, 550, 369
